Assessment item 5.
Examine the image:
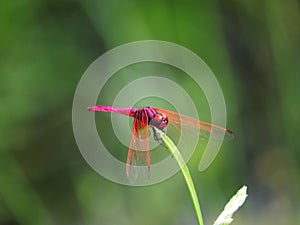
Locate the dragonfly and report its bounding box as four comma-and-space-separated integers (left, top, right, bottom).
87, 105, 234, 182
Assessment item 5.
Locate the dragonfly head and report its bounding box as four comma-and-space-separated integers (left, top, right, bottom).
149, 113, 168, 130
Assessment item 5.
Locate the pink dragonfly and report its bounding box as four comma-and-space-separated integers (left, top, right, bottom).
88, 105, 234, 181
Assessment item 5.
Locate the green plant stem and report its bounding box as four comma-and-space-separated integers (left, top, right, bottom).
155, 128, 204, 225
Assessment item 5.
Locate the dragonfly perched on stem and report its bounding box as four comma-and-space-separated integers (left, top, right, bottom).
87, 105, 234, 182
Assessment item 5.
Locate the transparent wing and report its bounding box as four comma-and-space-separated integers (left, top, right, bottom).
155, 108, 235, 141
126, 109, 150, 182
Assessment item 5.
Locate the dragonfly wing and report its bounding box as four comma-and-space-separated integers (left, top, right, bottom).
155, 108, 234, 141
126, 109, 150, 182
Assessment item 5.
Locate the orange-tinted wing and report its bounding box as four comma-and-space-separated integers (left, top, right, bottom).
154, 108, 234, 141
126, 109, 150, 182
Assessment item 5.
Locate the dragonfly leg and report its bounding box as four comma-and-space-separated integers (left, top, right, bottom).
152, 127, 167, 148
151, 127, 174, 159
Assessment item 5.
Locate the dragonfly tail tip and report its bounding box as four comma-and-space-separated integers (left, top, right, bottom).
87, 106, 97, 111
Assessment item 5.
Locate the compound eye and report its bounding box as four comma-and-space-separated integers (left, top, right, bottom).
162, 118, 168, 124
159, 115, 168, 129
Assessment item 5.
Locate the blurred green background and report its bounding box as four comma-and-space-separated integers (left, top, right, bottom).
1, 0, 300, 224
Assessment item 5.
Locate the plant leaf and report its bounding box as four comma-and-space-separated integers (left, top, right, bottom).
213, 186, 248, 225
154, 128, 204, 225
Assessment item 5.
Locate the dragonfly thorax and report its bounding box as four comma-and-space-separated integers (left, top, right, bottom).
133, 107, 168, 130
